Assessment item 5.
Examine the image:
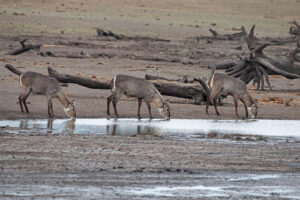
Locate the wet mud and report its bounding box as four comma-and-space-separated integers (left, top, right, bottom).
1, 118, 300, 199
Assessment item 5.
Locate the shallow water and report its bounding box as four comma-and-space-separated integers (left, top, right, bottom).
1, 118, 300, 142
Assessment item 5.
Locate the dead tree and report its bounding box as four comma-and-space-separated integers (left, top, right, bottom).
289, 20, 300, 37
8, 39, 41, 55
216, 25, 300, 90
198, 26, 247, 41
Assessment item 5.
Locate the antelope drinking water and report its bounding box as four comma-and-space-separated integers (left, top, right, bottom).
206, 68, 258, 118
18, 71, 76, 118
107, 74, 170, 119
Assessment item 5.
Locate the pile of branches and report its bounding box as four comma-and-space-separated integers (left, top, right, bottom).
216, 25, 300, 90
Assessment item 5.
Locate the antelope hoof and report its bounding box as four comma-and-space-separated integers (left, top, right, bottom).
138, 116, 142, 120
216, 112, 220, 116
107, 115, 111, 120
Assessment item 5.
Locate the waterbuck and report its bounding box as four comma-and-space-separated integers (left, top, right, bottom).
107, 74, 170, 119
19, 71, 76, 118
206, 68, 258, 118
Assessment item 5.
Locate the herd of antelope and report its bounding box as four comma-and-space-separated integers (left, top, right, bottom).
15, 67, 258, 120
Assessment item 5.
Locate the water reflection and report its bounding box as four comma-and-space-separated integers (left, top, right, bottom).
11, 119, 76, 135
105, 123, 160, 136
0, 119, 300, 141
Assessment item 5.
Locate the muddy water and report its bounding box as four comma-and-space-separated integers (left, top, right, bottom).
0, 118, 300, 141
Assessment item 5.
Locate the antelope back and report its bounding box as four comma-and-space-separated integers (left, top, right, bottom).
113, 75, 157, 99
20, 71, 61, 95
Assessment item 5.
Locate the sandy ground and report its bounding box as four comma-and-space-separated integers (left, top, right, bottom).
0, 0, 300, 199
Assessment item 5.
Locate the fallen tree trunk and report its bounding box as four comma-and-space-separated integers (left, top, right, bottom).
150, 80, 208, 104
48, 68, 209, 104
96, 28, 170, 42
48, 67, 111, 89
4, 64, 209, 104
145, 74, 192, 83
40, 51, 114, 59
8, 40, 41, 55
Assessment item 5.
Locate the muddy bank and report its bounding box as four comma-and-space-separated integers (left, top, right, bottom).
1, 172, 300, 199
0, 132, 299, 174
0, 130, 300, 199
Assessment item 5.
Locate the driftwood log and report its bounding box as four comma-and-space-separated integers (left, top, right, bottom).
208, 27, 247, 40
216, 25, 300, 90
40, 51, 114, 59
198, 27, 247, 42
48, 67, 111, 89
149, 80, 208, 104
8, 40, 41, 55
145, 74, 191, 83
96, 28, 170, 42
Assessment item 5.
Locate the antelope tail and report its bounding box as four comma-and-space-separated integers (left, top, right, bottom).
208, 66, 216, 89
5, 64, 24, 76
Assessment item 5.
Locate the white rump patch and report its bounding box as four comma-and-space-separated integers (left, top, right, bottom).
19, 74, 24, 87
157, 108, 163, 113
210, 74, 214, 88
112, 77, 117, 92
64, 107, 71, 113
247, 107, 252, 112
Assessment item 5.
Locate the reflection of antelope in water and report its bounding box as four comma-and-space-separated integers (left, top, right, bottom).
206, 68, 258, 118
107, 75, 170, 119
19, 71, 76, 118
47, 119, 75, 134
106, 124, 160, 136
